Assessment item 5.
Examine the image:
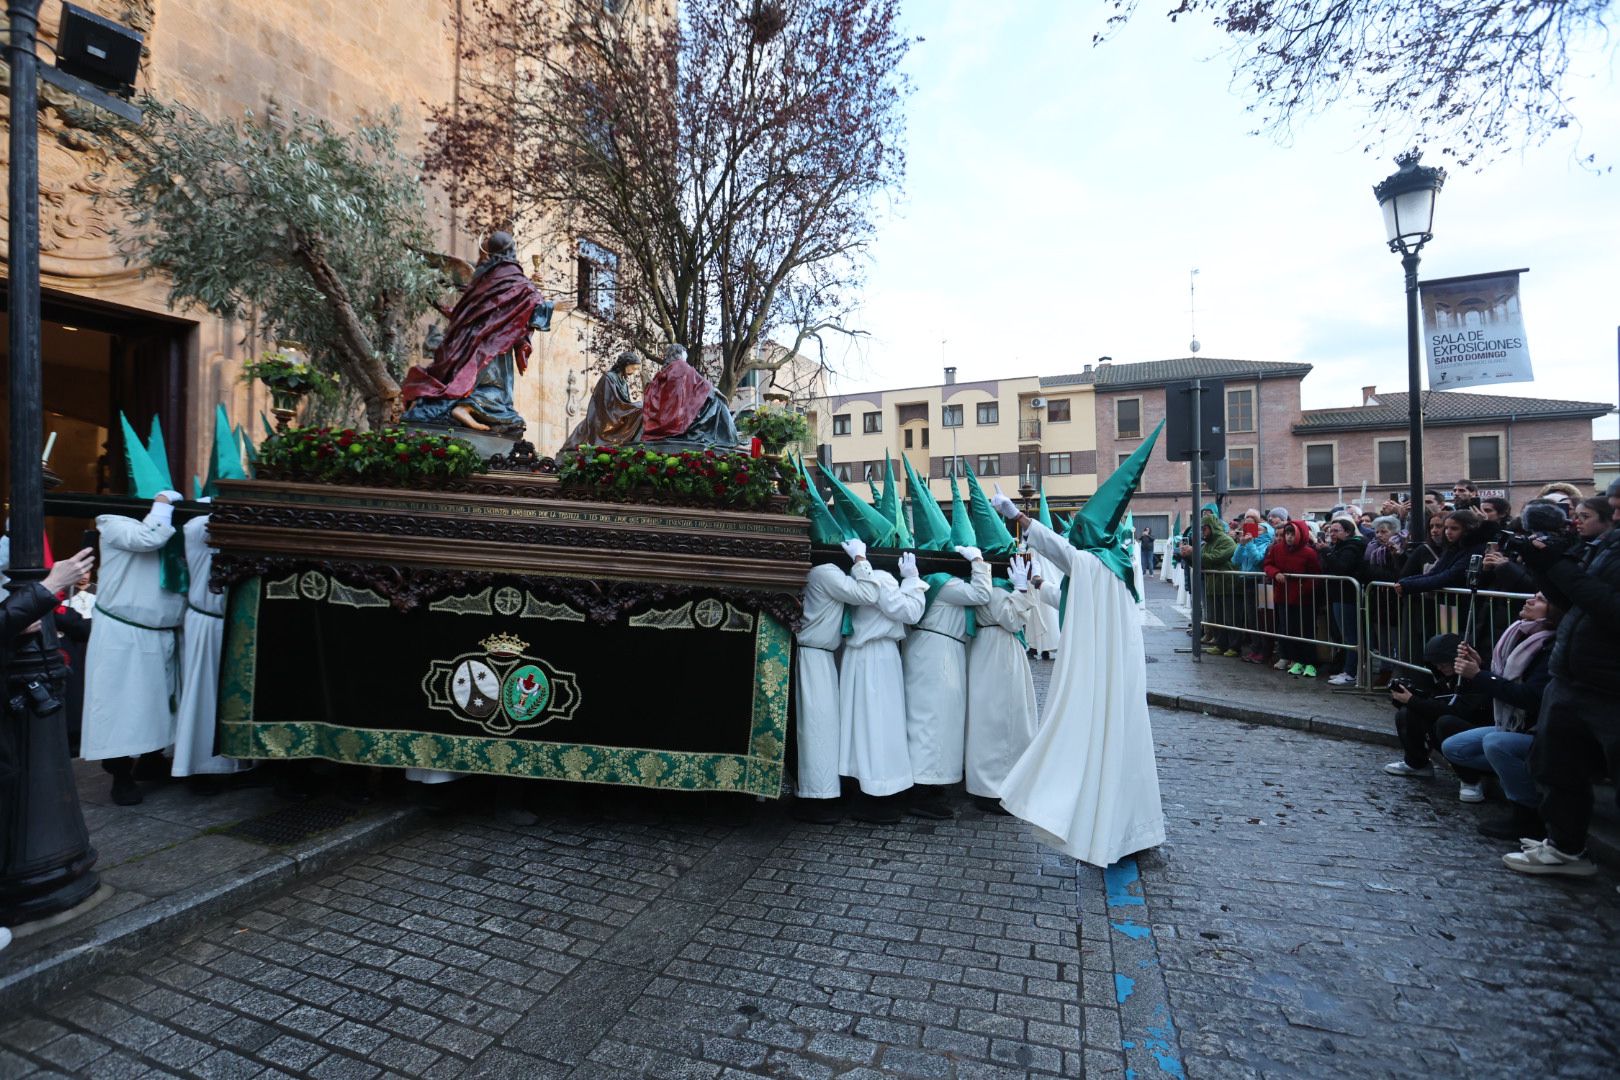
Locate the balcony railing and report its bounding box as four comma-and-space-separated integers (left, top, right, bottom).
1018, 419, 1041, 441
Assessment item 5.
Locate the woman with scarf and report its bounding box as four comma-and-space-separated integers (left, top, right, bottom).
1440, 594, 1562, 835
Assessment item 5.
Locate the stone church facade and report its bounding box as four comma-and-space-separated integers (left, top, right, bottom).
1, 0, 627, 537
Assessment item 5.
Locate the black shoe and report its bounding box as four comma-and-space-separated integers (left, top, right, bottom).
971, 794, 1010, 816
906, 785, 955, 820
788, 797, 842, 824
850, 794, 903, 824
110, 775, 143, 806
132, 751, 172, 783
1041, 652, 1053, 661
186, 775, 223, 797
1026, 647, 1038, 658
1477, 803, 1543, 841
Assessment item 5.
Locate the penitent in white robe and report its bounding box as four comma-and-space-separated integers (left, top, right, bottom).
1000, 520, 1164, 867
838, 570, 926, 796
964, 587, 1040, 798
901, 561, 991, 785
173, 515, 250, 777
81, 511, 186, 761
1023, 550, 1063, 655
795, 561, 880, 800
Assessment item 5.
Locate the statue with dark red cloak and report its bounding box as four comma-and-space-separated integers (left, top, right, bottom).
640, 344, 740, 451
402, 231, 553, 436
562, 351, 644, 450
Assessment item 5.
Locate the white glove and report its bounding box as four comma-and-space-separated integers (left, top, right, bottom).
145, 499, 176, 527
1008, 554, 1031, 591
898, 552, 919, 580
155, 489, 185, 505
989, 484, 1020, 521
196, 496, 212, 505
954, 545, 982, 563
840, 537, 866, 561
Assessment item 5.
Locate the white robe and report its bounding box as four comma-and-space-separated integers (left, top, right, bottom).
172, 516, 249, 776
1000, 520, 1165, 867
901, 561, 991, 785
838, 570, 926, 796
80, 511, 186, 761
965, 587, 1040, 798
794, 561, 879, 799
1023, 550, 1063, 655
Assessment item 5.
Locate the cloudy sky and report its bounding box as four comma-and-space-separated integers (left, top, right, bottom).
824, 2, 1620, 439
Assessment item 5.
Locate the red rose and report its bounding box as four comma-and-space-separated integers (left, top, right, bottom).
735, 471, 749, 483
397, 452, 411, 462
433, 448, 447, 458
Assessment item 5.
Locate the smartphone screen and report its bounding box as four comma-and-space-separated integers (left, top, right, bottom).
1485, 542, 1499, 555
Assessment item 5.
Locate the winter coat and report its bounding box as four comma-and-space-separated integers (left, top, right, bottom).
1319, 534, 1369, 584
1262, 521, 1321, 604
1198, 516, 1239, 597
1532, 528, 1620, 695
1398, 540, 1489, 595
1233, 530, 1272, 573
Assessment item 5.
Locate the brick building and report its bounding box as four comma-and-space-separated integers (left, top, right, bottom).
1291, 389, 1613, 514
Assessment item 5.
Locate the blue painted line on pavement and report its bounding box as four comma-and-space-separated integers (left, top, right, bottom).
1104, 855, 1187, 1080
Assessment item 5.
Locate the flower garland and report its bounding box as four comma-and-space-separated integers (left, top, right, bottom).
258, 426, 486, 484
558, 444, 785, 508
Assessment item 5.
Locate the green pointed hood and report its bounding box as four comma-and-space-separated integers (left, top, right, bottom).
1037, 490, 1055, 530
119, 413, 173, 499
1066, 419, 1165, 598
817, 462, 898, 547
236, 424, 258, 470
902, 455, 952, 551
876, 457, 913, 549
795, 455, 850, 546
961, 461, 1016, 557
946, 473, 976, 548
200, 404, 246, 499
867, 475, 883, 506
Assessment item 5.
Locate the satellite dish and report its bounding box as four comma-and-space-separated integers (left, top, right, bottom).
1189, 338, 1201, 353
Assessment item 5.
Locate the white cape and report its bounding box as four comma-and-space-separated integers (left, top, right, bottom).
1023, 551, 1062, 654
965, 588, 1039, 798
173, 516, 249, 776
1000, 522, 1164, 867
80, 513, 185, 761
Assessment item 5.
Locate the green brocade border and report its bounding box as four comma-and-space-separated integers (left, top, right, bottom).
217, 577, 790, 797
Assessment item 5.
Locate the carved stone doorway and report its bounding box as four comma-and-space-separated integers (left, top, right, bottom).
0, 289, 191, 559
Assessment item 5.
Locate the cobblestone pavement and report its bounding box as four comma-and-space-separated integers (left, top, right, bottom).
5, 698, 1620, 1078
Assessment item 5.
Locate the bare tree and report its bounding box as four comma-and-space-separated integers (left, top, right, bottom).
424, 0, 911, 396
1104, 0, 1614, 166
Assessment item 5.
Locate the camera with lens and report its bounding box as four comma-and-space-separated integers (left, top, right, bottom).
1497, 502, 1573, 560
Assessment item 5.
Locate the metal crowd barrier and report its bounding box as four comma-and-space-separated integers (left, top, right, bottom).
1364, 581, 1534, 682
1195, 570, 1369, 687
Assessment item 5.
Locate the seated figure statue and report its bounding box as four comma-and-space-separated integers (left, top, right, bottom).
640, 345, 740, 452
401, 231, 552, 436
562, 351, 645, 450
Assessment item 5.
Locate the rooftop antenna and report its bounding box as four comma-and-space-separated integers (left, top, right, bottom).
1188, 268, 1201, 354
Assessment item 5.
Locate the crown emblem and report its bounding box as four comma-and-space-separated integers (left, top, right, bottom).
480, 632, 528, 656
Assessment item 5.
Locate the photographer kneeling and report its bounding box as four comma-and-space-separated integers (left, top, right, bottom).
1439, 594, 1560, 835
1383, 633, 1490, 783
1498, 508, 1620, 878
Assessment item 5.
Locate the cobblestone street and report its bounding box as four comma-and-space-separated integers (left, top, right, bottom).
5, 699, 1619, 1079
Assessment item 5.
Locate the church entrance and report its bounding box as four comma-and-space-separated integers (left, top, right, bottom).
0, 289, 192, 560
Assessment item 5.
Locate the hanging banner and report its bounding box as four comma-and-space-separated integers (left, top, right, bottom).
1419, 269, 1534, 390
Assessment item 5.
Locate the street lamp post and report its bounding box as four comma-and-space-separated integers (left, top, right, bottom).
1373, 150, 1447, 543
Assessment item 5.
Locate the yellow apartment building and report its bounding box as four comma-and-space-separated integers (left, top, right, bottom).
806, 367, 1100, 513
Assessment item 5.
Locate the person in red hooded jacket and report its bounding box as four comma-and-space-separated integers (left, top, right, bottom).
1263, 519, 1322, 677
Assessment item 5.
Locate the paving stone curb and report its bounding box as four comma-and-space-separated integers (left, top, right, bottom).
0, 804, 425, 1015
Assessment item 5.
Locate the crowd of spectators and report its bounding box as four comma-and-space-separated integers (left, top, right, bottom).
1178, 475, 1620, 882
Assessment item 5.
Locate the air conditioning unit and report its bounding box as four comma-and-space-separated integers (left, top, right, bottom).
1030, 396, 1047, 409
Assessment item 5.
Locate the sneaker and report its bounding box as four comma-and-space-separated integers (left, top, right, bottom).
1203, 644, 1223, 655
1287, 662, 1304, 677
1383, 761, 1434, 778
1273, 659, 1290, 671
1241, 652, 1262, 664
1221, 649, 1240, 658
1327, 673, 1356, 686
1502, 839, 1597, 877
1458, 782, 1486, 804
1301, 665, 1317, 678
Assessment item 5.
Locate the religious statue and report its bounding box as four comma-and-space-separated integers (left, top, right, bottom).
562, 352, 645, 450
640, 344, 740, 451
401, 231, 553, 436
